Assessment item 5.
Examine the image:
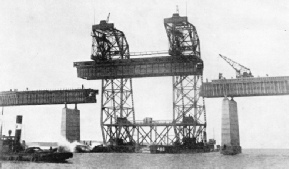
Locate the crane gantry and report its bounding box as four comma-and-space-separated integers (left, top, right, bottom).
74, 12, 207, 151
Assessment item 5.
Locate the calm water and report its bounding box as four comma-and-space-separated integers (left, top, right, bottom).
1, 149, 289, 169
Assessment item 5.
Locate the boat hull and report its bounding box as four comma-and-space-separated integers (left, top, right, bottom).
1, 152, 73, 162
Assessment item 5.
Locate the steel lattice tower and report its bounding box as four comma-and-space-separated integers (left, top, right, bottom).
91, 21, 135, 145
164, 13, 207, 144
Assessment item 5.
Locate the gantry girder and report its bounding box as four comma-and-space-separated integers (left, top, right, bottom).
0, 89, 98, 106
74, 55, 203, 79
201, 76, 289, 98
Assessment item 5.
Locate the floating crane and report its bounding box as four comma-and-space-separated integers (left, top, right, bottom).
74, 12, 206, 148
219, 54, 253, 78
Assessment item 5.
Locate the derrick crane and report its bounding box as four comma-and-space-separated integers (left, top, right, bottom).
219, 54, 253, 78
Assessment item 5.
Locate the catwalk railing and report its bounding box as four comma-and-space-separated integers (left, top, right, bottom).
200, 76, 289, 98
103, 120, 205, 127
0, 89, 98, 106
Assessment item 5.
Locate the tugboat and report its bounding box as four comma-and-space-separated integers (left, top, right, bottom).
0, 115, 73, 162
1, 139, 73, 162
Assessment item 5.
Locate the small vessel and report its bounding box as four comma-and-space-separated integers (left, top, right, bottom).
74, 144, 91, 153
91, 138, 135, 153
0, 115, 73, 162
1, 145, 73, 162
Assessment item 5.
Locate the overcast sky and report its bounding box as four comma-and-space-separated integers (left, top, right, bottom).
1, 0, 289, 149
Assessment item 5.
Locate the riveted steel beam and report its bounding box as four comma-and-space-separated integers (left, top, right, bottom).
74, 55, 203, 79
0, 89, 98, 106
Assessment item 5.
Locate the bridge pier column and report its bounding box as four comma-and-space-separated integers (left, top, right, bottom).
221, 97, 242, 155
61, 107, 80, 142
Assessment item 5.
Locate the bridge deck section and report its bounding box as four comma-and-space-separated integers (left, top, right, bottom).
201, 76, 289, 98
74, 55, 203, 79
0, 89, 98, 106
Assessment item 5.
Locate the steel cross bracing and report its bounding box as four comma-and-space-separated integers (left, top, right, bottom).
134, 122, 205, 145
100, 78, 135, 145
164, 13, 207, 144
103, 120, 206, 146
136, 125, 175, 145
91, 20, 135, 145
173, 76, 206, 140
103, 124, 175, 146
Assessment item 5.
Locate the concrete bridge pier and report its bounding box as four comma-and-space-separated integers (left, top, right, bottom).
221, 97, 242, 155
61, 104, 80, 142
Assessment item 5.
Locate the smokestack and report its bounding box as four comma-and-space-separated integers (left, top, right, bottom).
15, 115, 22, 143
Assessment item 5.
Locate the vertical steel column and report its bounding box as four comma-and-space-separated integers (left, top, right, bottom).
92, 21, 135, 145
165, 13, 207, 144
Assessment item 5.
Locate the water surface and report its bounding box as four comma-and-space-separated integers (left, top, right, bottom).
1, 149, 289, 169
